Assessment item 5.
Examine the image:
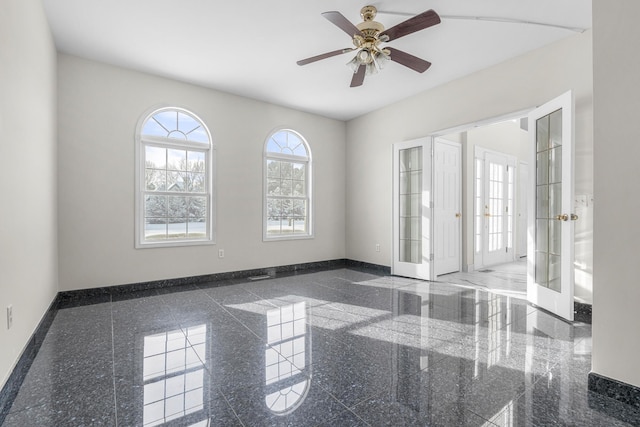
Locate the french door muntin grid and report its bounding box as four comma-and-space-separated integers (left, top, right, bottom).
398, 146, 423, 264
535, 108, 563, 292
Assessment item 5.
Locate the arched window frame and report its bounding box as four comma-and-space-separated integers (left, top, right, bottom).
135, 106, 215, 248
263, 129, 313, 241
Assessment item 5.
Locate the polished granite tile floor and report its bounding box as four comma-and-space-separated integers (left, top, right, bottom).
2, 267, 640, 426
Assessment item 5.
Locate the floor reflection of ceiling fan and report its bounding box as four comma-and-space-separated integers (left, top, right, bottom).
297, 5, 441, 87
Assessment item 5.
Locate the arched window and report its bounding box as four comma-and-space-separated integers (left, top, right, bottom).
264, 129, 312, 240
135, 107, 214, 247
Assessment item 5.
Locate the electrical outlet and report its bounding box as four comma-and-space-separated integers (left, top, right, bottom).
6, 305, 12, 330
218, 249, 224, 259
375, 244, 380, 252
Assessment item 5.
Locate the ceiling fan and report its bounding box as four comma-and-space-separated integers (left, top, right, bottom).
297, 5, 441, 87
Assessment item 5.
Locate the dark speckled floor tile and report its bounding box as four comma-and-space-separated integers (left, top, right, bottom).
5, 267, 637, 427
351, 389, 497, 427
5, 374, 115, 426
315, 408, 371, 426
221, 381, 346, 427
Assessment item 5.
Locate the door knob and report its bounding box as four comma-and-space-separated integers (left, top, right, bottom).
571, 214, 579, 221
555, 214, 569, 221
455, 213, 461, 218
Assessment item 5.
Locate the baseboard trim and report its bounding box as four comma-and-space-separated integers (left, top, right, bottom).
57, 259, 351, 308
0, 297, 58, 420
345, 259, 391, 274
588, 372, 640, 410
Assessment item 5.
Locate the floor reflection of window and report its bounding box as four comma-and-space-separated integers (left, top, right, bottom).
265, 302, 310, 415
142, 325, 207, 426
488, 400, 514, 426
487, 294, 502, 368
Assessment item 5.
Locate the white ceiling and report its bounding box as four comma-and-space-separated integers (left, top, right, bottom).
42, 0, 591, 121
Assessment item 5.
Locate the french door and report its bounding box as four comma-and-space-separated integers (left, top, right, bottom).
392, 138, 431, 279
527, 91, 575, 321
475, 148, 516, 268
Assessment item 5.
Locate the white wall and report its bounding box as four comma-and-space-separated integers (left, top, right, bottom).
592, 0, 640, 388
0, 0, 58, 388
346, 30, 593, 302
57, 55, 346, 291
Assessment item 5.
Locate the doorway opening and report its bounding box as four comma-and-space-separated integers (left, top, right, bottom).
436, 116, 529, 294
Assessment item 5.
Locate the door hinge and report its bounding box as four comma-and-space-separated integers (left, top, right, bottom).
430, 253, 434, 261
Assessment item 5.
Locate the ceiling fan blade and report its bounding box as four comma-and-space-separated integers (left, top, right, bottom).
387, 48, 432, 73
350, 64, 366, 87
322, 11, 364, 38
381, 9, 441, 41
297, 48, 354, 66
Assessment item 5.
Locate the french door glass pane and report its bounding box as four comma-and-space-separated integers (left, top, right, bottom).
399, 147, 422, 264
535, 108, 563, 292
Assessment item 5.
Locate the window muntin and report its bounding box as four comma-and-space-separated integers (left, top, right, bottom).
137, 107, 213, 247
264, 130, 312, 240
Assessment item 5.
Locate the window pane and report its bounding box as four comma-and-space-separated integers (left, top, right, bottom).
187, 151, 205, 172
187, 127, 209, 143
267, 198, 281, 219
187, 173, 205, 192
293, 218, 306, 234
153, 111, 178, 133
187, 219, 206, 238
272, 132, 287, 150
280, 179, 292, 196
145, 195, 167, 218
167, 171, 185, 191
167, 149, 186, 171
145, 146, 166, 169
267, 179, 281, 196
146, 169, 166, 191
281, 199, 292, 219
168, 196, 187, 218
168, 221, 187, 239
267, 139, 281, 153
281, 162, 292, 179
188, 197, 207, 218
178, 112, 200, 134
142, 119, 168, 138
145, 219, 167, 240
293, 200, 306, 217
293, 144, 307, 157
292, 163, 305, 180
267, 160, 280, 178
292, 180, 305, 196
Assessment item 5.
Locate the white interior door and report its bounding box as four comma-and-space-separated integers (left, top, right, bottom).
527, 91, 575, 321
393, 138, 432, 279
434, 138, 461, 276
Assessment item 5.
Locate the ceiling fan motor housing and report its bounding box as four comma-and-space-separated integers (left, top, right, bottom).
353, 5, 386, 63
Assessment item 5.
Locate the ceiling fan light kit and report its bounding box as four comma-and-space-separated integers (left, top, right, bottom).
297, 5, 440, 87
